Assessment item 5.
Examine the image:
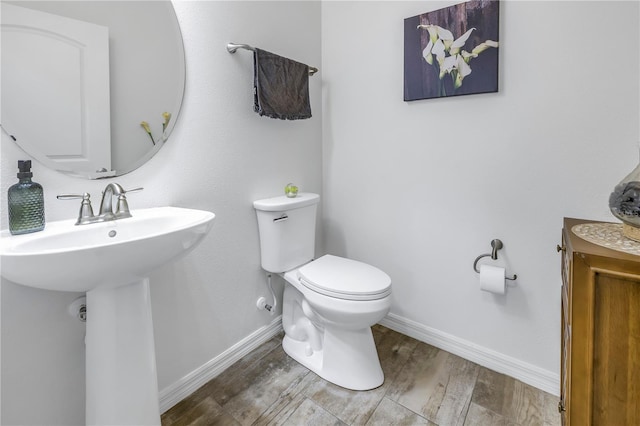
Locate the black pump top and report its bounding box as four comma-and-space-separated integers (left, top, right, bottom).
17, 160, 33, 179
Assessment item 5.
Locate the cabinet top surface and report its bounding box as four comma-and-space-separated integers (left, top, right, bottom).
564, 217, 640, 264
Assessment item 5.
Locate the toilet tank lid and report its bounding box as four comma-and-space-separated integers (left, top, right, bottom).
253, 193, 319, 212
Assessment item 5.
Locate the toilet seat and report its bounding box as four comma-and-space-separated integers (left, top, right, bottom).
297, 255, 391, 301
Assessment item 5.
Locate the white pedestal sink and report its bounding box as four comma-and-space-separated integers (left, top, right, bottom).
0, 206, 215, 425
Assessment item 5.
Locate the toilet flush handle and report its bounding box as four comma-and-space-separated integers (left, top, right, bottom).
273, 214, 289, 223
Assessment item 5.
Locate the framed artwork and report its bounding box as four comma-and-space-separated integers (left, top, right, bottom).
404, 0, 500, 101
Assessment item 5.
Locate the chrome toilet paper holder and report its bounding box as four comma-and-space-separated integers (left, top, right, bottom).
473, 239, 517, 280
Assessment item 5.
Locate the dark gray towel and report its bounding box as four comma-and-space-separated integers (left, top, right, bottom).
253, 48, 312, 120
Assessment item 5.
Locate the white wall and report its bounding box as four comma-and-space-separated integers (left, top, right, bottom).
2, 1, 639, 424
321, 0, 639, 392
1, 1, 322, 424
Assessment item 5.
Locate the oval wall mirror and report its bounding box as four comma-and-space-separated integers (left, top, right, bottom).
1, 0, 185, 179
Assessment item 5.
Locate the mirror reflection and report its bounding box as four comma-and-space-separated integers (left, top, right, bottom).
1, 0, 185, 179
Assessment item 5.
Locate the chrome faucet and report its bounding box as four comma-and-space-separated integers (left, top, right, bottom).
57, 183, 143, 225
100, 183, 127, 218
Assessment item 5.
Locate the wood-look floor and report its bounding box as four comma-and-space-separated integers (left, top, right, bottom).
162, 325, 560, 426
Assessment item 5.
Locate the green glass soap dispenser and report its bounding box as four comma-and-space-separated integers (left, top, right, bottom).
8, 160, 45, 235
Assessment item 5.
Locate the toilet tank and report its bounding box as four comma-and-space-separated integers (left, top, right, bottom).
253, 193, 320, 273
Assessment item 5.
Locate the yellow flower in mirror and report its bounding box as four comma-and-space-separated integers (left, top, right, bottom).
162, 112, 172, 133
140, 121, 155, 145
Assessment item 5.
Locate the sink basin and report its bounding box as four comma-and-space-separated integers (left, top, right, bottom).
0, 206, 215, 425
0, 206, 215, 292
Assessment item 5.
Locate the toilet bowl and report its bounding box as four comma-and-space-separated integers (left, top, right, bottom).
281, 255, 391, 390
253, 193, 392, 390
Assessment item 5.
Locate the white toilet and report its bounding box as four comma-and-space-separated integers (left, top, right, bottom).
253, 192, 391, 390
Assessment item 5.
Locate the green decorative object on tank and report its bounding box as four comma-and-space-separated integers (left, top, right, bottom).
285, 183, 299, 198
8, 160, 45, 235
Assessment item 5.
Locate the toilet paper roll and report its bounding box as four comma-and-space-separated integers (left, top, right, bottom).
479, 264, 506, 294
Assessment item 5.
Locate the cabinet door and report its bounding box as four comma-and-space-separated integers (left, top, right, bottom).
560, 235, 571, 425
1, 3, 112, 175
591, 271, 640, 425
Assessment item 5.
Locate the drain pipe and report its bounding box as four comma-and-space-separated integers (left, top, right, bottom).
256, 273, 277, 315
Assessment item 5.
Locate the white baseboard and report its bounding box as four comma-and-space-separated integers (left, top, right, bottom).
379, 313, 560, 397
158, 315, 284, 414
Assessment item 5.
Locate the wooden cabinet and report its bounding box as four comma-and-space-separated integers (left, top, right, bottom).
560, 218, 640, 425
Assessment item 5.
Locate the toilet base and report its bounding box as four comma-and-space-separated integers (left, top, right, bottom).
282, 324, 384, 391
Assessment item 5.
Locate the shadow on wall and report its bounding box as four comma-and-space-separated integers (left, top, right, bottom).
322, 218, 347, 257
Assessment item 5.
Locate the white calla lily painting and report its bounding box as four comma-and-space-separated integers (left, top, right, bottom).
404, 0, 499, 101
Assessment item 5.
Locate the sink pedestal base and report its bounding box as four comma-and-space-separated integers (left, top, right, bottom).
86, 278, 160, 425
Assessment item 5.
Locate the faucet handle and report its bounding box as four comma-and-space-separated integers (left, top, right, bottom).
115, 194, 131, 218
57, 193, 95, 224
123, 187, 144, 194
114, 187, 143, 218
57, 194, 85, 200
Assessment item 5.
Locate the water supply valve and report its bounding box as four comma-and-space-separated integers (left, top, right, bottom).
68, 296, 87, 322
